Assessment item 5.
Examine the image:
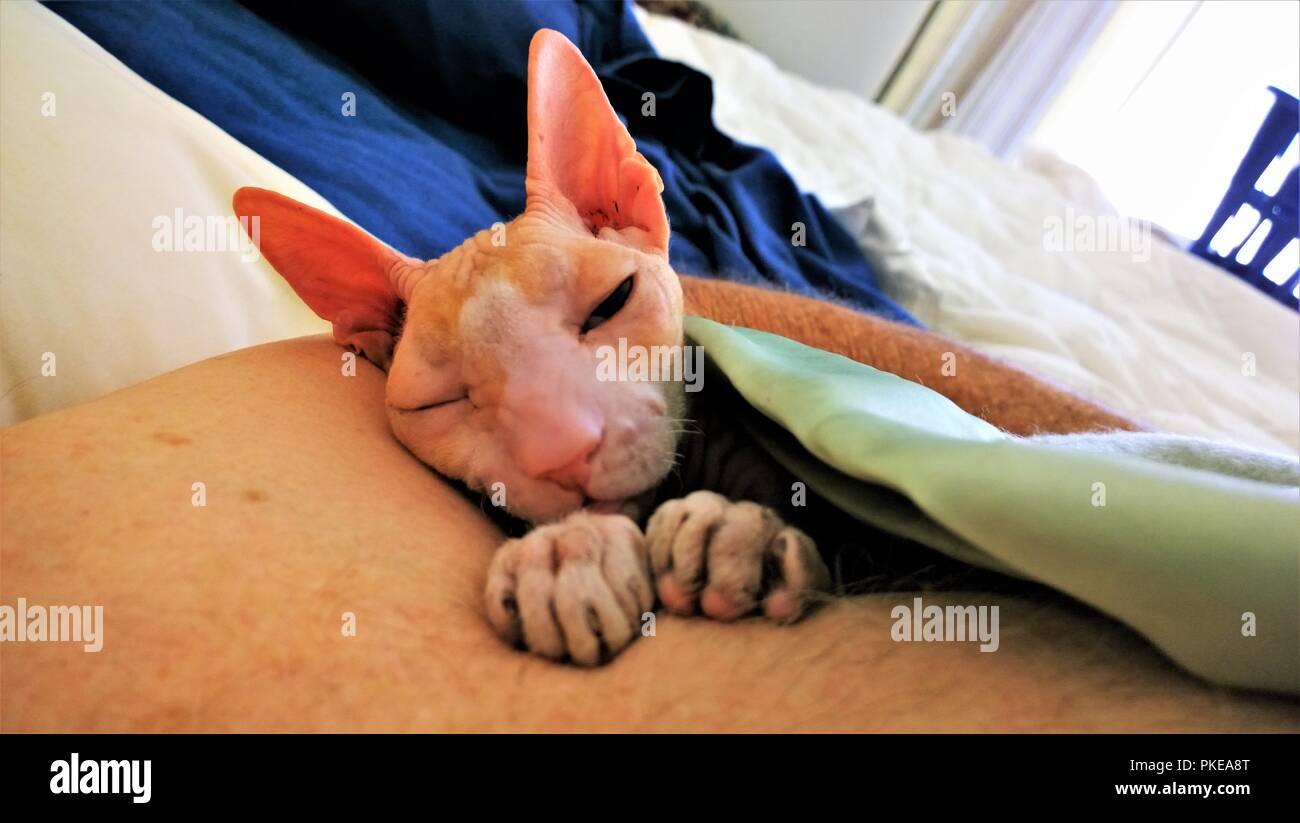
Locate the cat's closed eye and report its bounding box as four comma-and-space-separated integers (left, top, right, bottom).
581, 275, 634, 334
410, 397, 468, 412
392, 395, 469, 414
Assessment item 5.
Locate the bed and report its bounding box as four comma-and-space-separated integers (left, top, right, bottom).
1, 1, 1297, 713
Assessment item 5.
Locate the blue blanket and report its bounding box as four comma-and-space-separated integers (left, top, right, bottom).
48, 0, 913, 324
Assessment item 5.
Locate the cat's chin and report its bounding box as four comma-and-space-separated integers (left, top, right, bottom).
585, 498, 626, 515
584, 484, 662, 522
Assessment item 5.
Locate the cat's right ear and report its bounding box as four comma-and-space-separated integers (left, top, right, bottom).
233, 188, 425, 370
525, 29, 670, 256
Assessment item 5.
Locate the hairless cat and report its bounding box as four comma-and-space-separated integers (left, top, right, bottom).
234, 29, 956, 666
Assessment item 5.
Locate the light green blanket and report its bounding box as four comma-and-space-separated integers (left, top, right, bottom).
684, 317, 1300, 696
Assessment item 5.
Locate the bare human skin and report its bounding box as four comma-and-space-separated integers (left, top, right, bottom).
1, 337, 1296, 731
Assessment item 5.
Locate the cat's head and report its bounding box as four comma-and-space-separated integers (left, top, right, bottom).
234, 29, 685, 523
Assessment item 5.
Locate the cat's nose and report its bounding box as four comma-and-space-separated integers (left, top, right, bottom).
514, 411, 603, 488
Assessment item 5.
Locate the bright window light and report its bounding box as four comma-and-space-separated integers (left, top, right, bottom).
1235, 218, 1272, 265
1254, 135, 1297, 197
1263, 238, 1299, 285
1209, 203, 1260, 256
1026, 0, 1300, 242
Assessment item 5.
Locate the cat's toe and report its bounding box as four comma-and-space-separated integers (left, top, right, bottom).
692, 498, 778, 621
760, 527, 830, 623
512, 531, 569, 660
646, 490, 730, 615
484, 538, 525, 647
548, 516, 643, 666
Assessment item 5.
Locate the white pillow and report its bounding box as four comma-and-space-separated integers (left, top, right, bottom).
0, 1, 331, 425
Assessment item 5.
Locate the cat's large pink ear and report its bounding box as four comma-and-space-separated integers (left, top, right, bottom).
525, 29, 669, 255
233, 187, 424, 369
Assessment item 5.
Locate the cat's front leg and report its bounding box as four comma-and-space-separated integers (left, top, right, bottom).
646, 491, 830, 623
484, 511, 654, 666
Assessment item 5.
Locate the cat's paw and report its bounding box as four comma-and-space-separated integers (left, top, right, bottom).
645, 491, 829, 623
484, 511, 653, 666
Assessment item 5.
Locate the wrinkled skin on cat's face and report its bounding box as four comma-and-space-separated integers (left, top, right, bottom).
235, 29, 686, 523
388, 210, 685, 522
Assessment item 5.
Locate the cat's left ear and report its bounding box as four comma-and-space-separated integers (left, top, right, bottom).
525, 29, 669, 256
233, 187, 424, 371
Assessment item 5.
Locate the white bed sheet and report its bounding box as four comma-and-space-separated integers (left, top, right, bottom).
638, 8, 1300, 457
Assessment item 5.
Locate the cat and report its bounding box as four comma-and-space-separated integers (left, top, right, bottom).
235, 29, 850, 666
